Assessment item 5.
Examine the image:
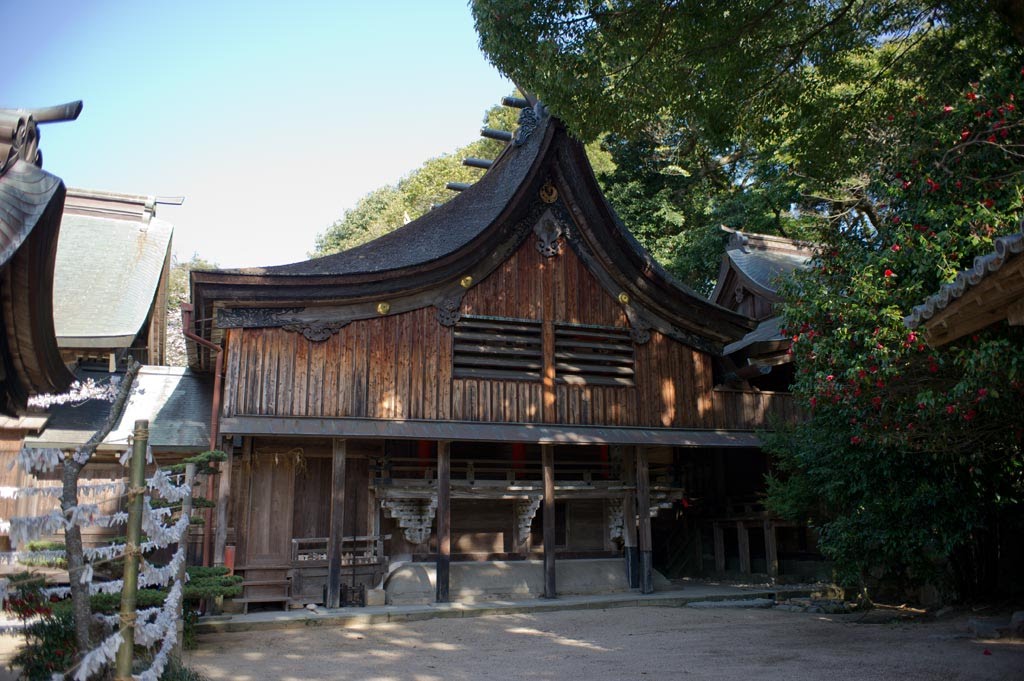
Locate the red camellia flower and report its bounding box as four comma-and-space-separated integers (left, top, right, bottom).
982, 198, 995, 208
891, 244, 901, 252
961, 129, 970, 140
943, 104, 953, 112
964, 409, 977, 421
946, 405, 956, 415
966, 91, 977, 101
884, 269, 894, 278
978, 388, 988, 397
850, 436, 862, 445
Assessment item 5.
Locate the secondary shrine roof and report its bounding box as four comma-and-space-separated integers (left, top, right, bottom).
711, 228, 814, 302
53, 189, 173, 349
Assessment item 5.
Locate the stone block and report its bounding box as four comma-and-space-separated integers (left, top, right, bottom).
365, 588, 386, 607
1010, 611, 1024, 637
967, 618, 1004, 640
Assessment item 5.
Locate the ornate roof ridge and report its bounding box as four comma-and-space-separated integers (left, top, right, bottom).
722, 226, 815, 257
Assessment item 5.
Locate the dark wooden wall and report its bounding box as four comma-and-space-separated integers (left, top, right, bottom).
222, 239, 795, 431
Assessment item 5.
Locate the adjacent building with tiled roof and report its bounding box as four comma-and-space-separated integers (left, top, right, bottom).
905, 225, 1024, 345
710, 227, 813, 390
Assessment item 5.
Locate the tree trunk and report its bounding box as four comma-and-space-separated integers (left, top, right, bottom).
61, 459, 91, 652
989, 0, 1024, 46
61, 362, 141, 656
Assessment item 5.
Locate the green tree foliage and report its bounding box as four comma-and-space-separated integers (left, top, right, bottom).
167, 254, 217, 366
474, 1, 1022, 291
765, 64, 1024, 597
474, 1, 1024, 597
596, 121, 818, 294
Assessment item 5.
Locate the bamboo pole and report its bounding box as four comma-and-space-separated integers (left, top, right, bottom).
115, 420, 149, 680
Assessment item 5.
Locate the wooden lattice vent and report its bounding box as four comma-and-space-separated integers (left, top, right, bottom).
453, 315, 543, 381
554, 323, 635, 387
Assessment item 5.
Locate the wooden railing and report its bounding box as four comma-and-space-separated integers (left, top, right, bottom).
710, 389, 800, 430
291, 535, 388, 568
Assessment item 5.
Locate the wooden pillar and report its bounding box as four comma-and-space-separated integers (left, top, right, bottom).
235, 438, 253, 568
713, 523, 725, 573
619, 446, 639, 588
635, 446, 653, 594
542, 444, 556, 598
436, 441, 451, 603
213, 439, 233, 567
737, 521, 751, 575
326, 439, 347, 609
693, 526, 703, 573
541, 261, 556, 424
764, 519, 779, 581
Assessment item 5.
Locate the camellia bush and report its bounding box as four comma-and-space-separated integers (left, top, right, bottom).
765, 62, 1024, 599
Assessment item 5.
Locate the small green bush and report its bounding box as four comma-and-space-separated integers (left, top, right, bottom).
183, 566, 242, 602
24, 540, 65, 552
20, 540, 67, 568
157, 657, 211, 681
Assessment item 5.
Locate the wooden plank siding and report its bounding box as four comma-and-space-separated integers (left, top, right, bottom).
222, 239, 796, 431
226, 306, 454, 421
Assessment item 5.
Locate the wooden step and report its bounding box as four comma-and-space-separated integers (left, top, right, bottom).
235, 595, 291, 614
239, 577, 288, 585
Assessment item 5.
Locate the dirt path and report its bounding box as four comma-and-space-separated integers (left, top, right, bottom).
186, 606, 1024, 681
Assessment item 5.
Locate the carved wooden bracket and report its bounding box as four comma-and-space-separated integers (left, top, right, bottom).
381, 496, 438, 545
435, 290, 466, 327
534, 214, 565, 257
281, 320, 349, 342
622, 305, 652, 344
514, 495, 543, 546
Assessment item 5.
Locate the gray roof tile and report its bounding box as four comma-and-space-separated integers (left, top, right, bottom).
52, 203, 172, 348
905, 226, 1024, 329
24, 366, 211, 451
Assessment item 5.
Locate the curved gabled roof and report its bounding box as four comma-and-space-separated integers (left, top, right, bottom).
191, 105, 754, 366
227, 119, 543, 279
0, 162, 74, 412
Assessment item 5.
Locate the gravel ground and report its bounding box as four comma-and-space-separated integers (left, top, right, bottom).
185, 606, 1024, 681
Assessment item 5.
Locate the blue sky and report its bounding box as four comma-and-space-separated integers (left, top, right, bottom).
3, 1, 511, 268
